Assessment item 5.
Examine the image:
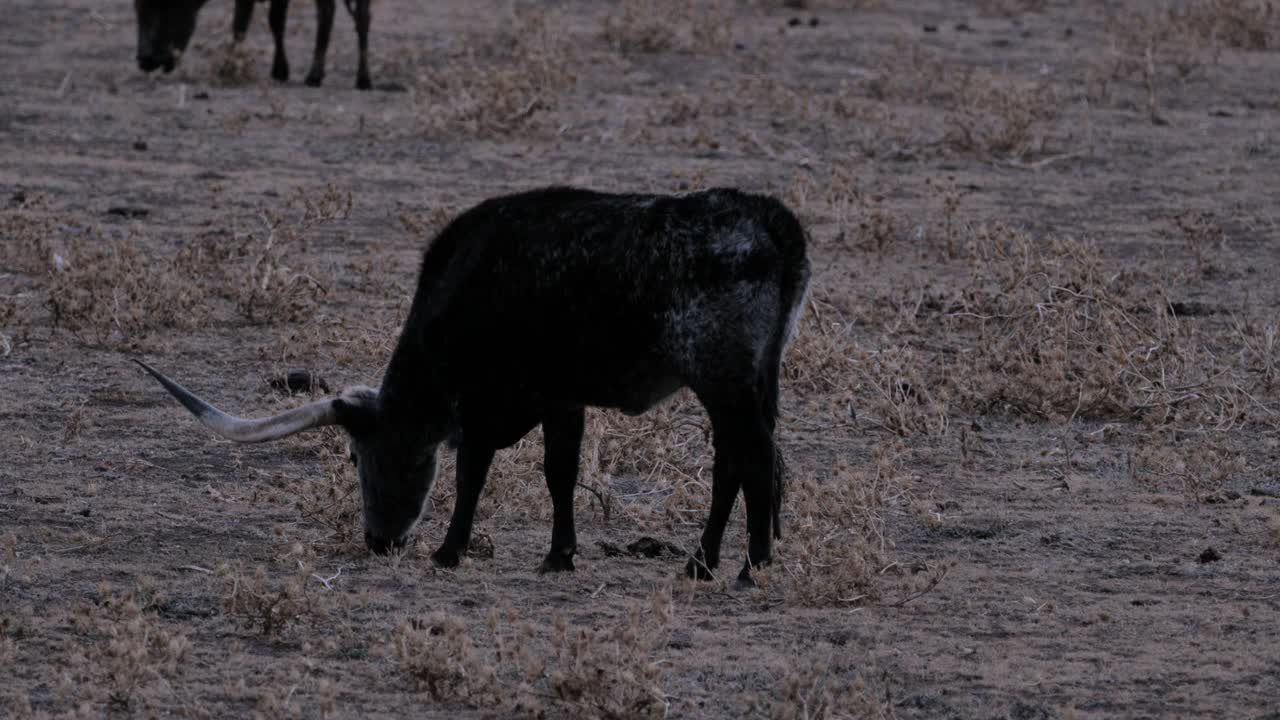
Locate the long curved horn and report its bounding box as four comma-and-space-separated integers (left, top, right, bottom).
134, 359, 340, 443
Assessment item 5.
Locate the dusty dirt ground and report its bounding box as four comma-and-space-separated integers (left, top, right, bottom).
3, 0, 1280, 717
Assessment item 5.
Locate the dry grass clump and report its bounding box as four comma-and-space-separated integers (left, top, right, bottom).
1174, 210, 1228, 277
638, 76, 913, 158
265, 299, 406, 375
1129, 433, 1246, 500
946, 228, 1155, 420
400, 204, 459, 242
602, 0, 732, 54
942, 224, 1268, 429
64, 581, 191, 712
389, 589, 673, 718
785, 168, 899, 253
784, 299, 857, 399
1094, 1, 1273, 118
865, 38, 959, 104
0, 204, 55, 275
2, 201, 210, 347
1174, 0, 1275, 51
214, 183, 349, 324
1093, 11, 1205, 119
534, 593, 672, 718
243, 660, 342, 720
414, 6, 576, 135
772, 442, 911, 606
855, 344, 951, 436
44, 225, 211, 346
0, 532, 22, 591
62, 395, 91, 445
0, 299, 24, 357
216, 552, 344, 636
944, 72, 1060, 158
0, 184, 346, 347
783, 297, 948, 436
213, 40, 258, 85
768, 657, 891, 720
863, 41, 1060, 157
390, 613, 503, 703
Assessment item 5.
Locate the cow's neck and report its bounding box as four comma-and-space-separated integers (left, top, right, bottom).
376, 332, 452, 439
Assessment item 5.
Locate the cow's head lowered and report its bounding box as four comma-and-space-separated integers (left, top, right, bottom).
134, 360, 440, 554
133, 0, 209, 73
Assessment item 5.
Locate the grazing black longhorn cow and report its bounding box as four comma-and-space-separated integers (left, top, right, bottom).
137, 186, 811, 582
133, 0, 373, 89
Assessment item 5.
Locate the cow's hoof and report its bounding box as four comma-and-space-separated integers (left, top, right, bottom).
430, 546, 461, 568
304, 70, 323, 87
684, 556, 716, 581
272, 60, 289, 83
356, 74, 372, 91
538, 548, 576, 573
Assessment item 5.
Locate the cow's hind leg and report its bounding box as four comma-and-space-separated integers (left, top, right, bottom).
305, 0, 336, 86
685, 432, 739, 580
540, 407, 585, 572
688, 385, 775, 582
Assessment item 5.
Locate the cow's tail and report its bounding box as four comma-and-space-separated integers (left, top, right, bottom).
759, 196, 811, 539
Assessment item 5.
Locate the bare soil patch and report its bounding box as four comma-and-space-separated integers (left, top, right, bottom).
3, 1, 1279, 717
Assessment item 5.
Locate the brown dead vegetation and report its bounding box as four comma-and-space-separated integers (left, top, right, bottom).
216, 553, 346, 637
0, 183, 349, 350
942, 224, 1270, 430
389, 589, 674, 718
62, 581, 192, 713
6, 1, 1280, 717
771, 441, 912, 606
412, 5, 577, 135
1092, 0, 1276, 119
767, 656, 892, 720
602, 0, 732, 55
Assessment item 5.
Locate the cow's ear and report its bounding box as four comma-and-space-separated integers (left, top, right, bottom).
334, 386, 378, 437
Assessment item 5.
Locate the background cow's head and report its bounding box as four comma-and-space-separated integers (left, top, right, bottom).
133, 0, 209, 73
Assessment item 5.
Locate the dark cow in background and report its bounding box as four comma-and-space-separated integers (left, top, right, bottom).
137, 187, 811, 584
133, 0, 372, 89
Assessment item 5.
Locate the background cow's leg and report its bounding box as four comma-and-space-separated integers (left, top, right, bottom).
349, 0, 372, 90
431, 440, 495, 568
305, 0, 335, 87
268, 0, 290, 82
232, 0, 255, 42
540, 407, 584, 572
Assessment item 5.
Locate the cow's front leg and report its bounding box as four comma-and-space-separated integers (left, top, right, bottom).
267, 0, 291, 82
431, 441, 495, 568
232, 0, 255, 42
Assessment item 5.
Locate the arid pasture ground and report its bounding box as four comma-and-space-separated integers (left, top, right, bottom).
3, 0, 1280, 717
